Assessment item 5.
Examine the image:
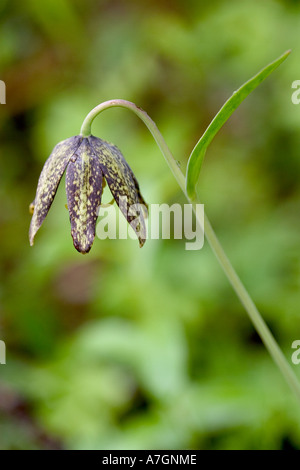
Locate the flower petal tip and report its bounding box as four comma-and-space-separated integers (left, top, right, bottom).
71, 235, 94, 254
139, 239, 146, 248
29, 225, 36, 247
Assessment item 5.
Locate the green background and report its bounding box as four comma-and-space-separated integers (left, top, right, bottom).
1, 0, 300, 450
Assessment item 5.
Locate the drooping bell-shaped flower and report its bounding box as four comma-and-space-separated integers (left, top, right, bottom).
29, 135, 147, 253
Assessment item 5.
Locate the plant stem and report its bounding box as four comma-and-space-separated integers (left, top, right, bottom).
81, 99, 185, 189
81, 99, 300, 403
203, 215, 300, 401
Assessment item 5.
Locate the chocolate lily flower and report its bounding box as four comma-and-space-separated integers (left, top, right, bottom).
29, 136, 147, 253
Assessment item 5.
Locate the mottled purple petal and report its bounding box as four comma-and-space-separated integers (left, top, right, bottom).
29, 136, 83, 246
66, 138, 103, 254
89, 135, 147, 247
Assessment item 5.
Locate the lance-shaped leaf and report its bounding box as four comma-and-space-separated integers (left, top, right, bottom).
66, 138, 103, 254
186, 50, 291, 200
29, 136, 83, 245
89, 135, 147, 247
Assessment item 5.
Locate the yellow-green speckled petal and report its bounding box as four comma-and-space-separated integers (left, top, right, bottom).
29, 136, 83, 246
89, 135, 147, 247
66, 138, 103, 254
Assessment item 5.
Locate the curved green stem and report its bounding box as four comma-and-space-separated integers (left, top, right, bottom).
81, 99, 300, 403
80, 99, 184, 190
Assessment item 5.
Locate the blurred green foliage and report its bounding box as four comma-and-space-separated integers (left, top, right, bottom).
1, 0, 300, 450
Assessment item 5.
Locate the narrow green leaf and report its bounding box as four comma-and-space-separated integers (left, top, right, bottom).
186, 50, 291, 199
